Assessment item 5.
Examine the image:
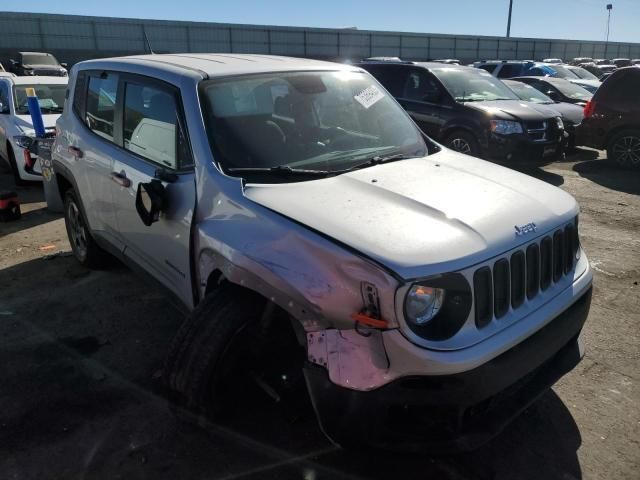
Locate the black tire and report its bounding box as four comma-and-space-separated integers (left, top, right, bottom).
63, 189, 111, 268
7, 146, 27, 186
444, 130, 481, 157
163, 284, 307, 424
607, 129, 640, 169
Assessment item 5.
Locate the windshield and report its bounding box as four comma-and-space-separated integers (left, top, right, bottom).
553, 81, 593, 101
13, 84, 66, 114
569, 67, 598, 80
21, 54, 59, 66
543, 65, 579, 79
430, 67, 518, 102
504, 81, 552, 104
201, 71, 427, 181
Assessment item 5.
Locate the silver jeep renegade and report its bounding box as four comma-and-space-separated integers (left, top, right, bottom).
53, 54, 593, 451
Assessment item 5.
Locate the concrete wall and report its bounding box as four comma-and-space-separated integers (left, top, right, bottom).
1, 11, 639, 67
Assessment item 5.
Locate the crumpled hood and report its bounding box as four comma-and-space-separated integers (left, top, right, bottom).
15, 114, 59, 133
464, 99, 561, 121
244, 151, 578, 279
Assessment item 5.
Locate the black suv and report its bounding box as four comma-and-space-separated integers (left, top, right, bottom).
9, 51, 68, 77
359, 61, 565, 165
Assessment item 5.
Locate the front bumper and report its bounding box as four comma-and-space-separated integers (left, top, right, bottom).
482, 133, 564, 166
304, 287, 592, 452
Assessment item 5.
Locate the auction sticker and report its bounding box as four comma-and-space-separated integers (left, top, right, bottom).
354, 85, 385, 109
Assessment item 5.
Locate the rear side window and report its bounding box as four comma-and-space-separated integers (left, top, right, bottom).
123, 83, 179, 169
477, 64, 497, 74
85, 73, 119, 141
0, 81, 9, 110
362, 65, 407, 97
72, 72, 87, 117
403, 69, 443, 103
497, 64, 523, 78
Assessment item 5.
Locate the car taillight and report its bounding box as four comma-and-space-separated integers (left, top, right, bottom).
584, 100, 596, 119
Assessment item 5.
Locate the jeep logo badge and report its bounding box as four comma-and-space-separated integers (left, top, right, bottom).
515, 222, 537, 237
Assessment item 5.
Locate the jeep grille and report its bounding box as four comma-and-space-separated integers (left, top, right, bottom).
474, 221, 579, 328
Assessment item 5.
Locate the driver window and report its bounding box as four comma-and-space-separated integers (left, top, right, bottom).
403, 69, 442, 103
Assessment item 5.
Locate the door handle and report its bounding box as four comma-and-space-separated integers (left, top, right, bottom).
68, 146, 83, 159
110, 171, 132, 188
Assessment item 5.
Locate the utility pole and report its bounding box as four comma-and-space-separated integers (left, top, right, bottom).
506, 0, 514, 38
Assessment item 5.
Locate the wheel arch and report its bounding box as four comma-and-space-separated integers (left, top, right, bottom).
606, 124, 640, 148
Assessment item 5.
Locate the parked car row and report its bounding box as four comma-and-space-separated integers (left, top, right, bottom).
360, 58, 640, 169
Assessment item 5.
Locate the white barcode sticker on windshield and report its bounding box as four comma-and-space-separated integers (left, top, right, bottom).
354, 85, 385, 109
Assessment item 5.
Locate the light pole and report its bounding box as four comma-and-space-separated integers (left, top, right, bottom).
506, 0, 514, 38
605, 3, 613, 57
606, 4, 613, 42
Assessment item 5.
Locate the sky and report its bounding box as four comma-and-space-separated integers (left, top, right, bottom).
8, 0, 640, 43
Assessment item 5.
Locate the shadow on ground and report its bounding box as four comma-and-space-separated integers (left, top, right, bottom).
573, 159, 640, 195
0, 256, 584, 479
523, 167, 565, 186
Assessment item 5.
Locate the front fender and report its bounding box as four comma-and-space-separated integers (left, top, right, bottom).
195, 201, 399, 332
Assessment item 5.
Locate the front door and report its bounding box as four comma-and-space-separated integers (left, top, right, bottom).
110, 75, 196, 308
398, 68, 450, 140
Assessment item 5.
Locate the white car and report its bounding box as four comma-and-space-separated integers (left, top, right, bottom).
0, 75, 67, 183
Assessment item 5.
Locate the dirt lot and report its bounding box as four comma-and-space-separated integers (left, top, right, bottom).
0, 149, 638, 480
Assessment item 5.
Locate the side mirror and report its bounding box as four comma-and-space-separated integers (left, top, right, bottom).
135, 180, 166, 226
60, 62, 68, 69
547, 90, 561, 102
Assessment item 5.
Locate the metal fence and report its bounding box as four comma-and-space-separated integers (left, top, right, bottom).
1, 11, 639, 66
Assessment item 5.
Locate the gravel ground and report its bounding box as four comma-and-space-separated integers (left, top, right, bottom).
0, 149, 638, 480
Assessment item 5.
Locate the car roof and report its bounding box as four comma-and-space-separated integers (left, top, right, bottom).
361, 60, 475, 71
77, 54, 355, 79
19, 51, 55, 56
7, 76, 68, 85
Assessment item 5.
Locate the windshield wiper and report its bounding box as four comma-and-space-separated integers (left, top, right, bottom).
226, 165, 332, 177
343, 153, 418, 172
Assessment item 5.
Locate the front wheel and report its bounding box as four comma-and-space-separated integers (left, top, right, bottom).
163, 285, 308, 424
444, 130, 481, 157
607, 129, 640, 169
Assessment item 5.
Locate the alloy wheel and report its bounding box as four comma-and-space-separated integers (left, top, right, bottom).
67, 200, 88, 259
612, 135, 640, 167
450, 138, 472, 154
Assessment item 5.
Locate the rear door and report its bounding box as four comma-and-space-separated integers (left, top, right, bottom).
397, 67, 451, 139
58, 70, 122, 248
110, 73, 196, 308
